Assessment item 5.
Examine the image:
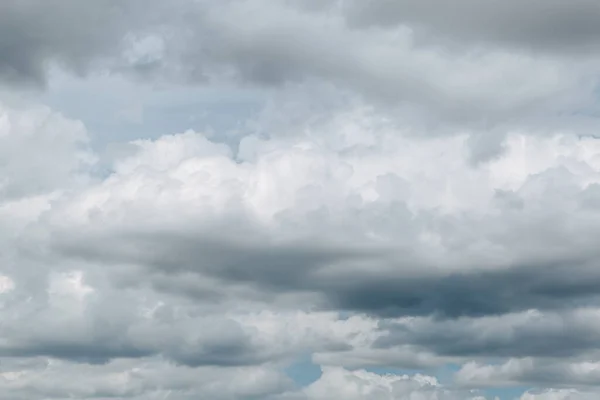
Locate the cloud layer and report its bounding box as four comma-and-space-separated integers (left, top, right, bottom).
3, 1, 600, 399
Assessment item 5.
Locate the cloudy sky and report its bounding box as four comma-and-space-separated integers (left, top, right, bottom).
3, 1, 600, 399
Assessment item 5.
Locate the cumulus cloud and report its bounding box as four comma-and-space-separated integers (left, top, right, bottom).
33, 115, 600, 321
3, 1, 600, 399
0, 99, 597, 396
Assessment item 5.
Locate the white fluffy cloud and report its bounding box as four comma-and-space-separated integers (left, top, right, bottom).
286, 366, 486, 400
33, 110, 600, 319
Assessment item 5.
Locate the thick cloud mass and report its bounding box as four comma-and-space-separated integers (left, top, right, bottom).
38, 128, 600, 320
3, 1, 600, 399
3, 103, 600, 398
342, 0, 600, 53
3, 0, 598, 131
0, 0, 136, 85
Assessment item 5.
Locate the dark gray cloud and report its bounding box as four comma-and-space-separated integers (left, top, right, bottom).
342, 0, 600, 54
322, 260, 600, 318
50, 230, 374, 294
0, 0, 172, 87
0, 0, 593, 132
375, 310, 600, 359
43, 220, 600, 319
0, 279, 283, 367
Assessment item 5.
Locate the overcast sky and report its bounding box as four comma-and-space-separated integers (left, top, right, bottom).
3, 1, 600, 399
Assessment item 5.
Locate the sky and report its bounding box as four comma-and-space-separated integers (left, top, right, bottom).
3, 1, 600, 399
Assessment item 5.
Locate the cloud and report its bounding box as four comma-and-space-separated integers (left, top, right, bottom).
0, 103, 94, 199
0, 357, 293, 400
342, 0, 600, 54
456, 358, 600, 388
0, 261, 379, 367
0, 0, 150, 87
520, 389, 598, 400
0, 102, 596, 396
375, 309, 600, 359
33, 115, 600, 321
1, 0, 597, 133
4, 2, 600, 398
278, 366, 488, 400
159, 0, 594, 128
